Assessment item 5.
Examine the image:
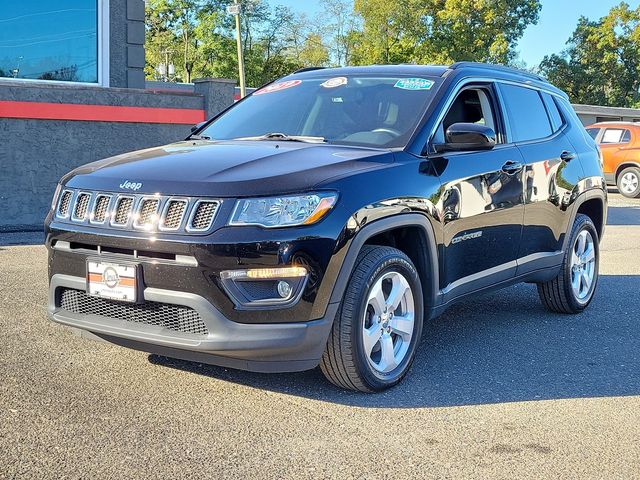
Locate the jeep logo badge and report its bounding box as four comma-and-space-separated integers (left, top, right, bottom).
102, 267, 120, 288
119, 180, 143, 191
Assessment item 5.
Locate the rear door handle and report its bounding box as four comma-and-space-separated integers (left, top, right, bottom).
501, 160, 524, 175
560, 151, 576, 162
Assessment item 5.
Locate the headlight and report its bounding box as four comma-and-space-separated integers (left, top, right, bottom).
229, 192, 338, 228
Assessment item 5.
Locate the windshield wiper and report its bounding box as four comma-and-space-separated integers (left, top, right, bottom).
188, 134, 212, 140
235, 132, 326, 143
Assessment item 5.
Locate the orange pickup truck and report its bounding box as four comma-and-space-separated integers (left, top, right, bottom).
586, 122, 640, 198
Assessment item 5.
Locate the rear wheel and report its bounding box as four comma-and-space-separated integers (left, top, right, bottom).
537, 214, 599, 313
617, 166, 640, 198
320, 246, 423, 392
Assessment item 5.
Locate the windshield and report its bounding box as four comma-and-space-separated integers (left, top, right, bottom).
200, 75, 441, 148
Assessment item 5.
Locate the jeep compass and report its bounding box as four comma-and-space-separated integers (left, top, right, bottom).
46, 63, 607, 392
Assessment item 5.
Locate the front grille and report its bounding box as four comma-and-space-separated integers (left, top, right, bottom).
136, 199, 160, 227
73, 193, 91, 221
189, 201, 219, 231
113, 197, 134, 225
54, 189, 221, 235
57, 191, 73, 217
93, 195, 111, 223
58, 288, 209, 336
162, 200, 187, 229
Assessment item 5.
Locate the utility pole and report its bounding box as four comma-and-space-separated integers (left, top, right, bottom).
227, 1, 246, 98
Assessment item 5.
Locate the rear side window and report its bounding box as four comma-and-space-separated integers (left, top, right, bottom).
541, 93, 564, 132
586, 128, 600, 140
601, 128, 631, 144
500, 84, 552, 142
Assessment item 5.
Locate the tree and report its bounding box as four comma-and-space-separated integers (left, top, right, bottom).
539, 2, 640, 107
298, 33, 330, 67
350, 0, 541, 66
315, 0, 359, 66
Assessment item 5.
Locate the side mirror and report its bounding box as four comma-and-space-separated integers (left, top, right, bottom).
191, 121, 207, 133
434, 123, 496, 153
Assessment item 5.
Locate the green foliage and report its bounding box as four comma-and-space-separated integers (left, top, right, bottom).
145, 0, 326, 86
351, 0, 541, 65
145, 0, 540, 86
539, 2, 640, 108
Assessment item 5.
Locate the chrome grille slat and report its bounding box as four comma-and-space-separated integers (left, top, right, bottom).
135, 198, 160, 228
161, 199, 188, 230
57, 191, 73, 218
188, 201, 219, 232
92, 195, 111, 223
55, 189, 220, 234
72, 193, 91, 221
112, 196, 135, 226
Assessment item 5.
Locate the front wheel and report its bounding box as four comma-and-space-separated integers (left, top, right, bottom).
617, 166, 640, 198
537, 214, 599, 313
320, 246, 424, 392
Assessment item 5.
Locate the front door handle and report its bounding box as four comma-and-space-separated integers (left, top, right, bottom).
501, 160, 524, 175
560, 151, 576, 162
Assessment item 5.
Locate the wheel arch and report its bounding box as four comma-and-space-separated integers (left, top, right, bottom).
327, 214, 440, 315
564, 188, 607, 251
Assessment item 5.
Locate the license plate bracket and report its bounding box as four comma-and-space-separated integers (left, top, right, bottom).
86, 259, 139, 303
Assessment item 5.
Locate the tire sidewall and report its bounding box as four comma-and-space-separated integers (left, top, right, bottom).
351, 254, 424, 390
617, 167, 640, 198
562, 216, 600, 310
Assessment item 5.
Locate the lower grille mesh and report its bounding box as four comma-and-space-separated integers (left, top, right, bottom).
58, 288, 209, 336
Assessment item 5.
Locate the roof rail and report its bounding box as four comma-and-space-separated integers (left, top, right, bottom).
450, 62, 547, 82
293, 66, 327, 74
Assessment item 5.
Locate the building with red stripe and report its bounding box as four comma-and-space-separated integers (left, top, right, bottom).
0, 1, 236, 230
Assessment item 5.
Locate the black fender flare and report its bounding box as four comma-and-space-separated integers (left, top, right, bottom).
314, 213, 440, 320
561, 184, 607, 253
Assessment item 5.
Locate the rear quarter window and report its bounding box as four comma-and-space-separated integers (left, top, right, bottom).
541, 93, 564, 132
586, 128, 600, 140
499, 84, 553, 142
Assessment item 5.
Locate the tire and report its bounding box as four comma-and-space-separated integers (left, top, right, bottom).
320, 245, 424, 392
537, 214, 599, 314
616, 166, 640, 198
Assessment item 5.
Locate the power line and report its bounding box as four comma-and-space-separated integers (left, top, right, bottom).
0, 9, 96, 24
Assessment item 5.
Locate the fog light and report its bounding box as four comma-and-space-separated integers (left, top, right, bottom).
220, 266, 307, 280
277, 281, 292, 298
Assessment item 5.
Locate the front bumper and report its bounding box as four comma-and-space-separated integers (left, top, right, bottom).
49, 274, 337, 372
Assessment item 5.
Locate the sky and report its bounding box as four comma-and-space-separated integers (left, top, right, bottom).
275, 0, 631, 67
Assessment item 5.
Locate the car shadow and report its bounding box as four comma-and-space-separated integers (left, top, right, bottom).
149, 275, 640, 408
607, 206, 640, 226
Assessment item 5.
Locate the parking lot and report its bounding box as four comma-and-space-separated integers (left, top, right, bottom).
1, 191, 639, 479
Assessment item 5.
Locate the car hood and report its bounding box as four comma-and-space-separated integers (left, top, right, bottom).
64, 140, 393, 196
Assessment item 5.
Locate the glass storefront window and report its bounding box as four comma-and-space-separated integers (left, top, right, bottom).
0, 1, 100, 84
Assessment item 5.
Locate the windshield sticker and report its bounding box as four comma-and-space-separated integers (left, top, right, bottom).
394, 78, 434, 91
254, 80, 302, 95
321, 77, 348, 88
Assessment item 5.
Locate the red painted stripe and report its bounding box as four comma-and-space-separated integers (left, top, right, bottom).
0, 100, 205, 124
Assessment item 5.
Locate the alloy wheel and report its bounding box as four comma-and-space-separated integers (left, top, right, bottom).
570, 230, 596, 300
362, 271, 415, 374
620, 172, 639, 195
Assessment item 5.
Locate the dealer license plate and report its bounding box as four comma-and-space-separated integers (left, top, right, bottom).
87, 260, 138, 303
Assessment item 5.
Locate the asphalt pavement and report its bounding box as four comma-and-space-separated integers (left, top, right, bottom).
1, 192, 639, 479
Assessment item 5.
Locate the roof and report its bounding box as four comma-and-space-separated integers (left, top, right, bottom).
586, 121, 640, 129
287, 62, 565, 97
573, 103, 640, 117
290, 64, 451, 79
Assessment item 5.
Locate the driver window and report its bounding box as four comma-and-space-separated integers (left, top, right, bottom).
434, 88, 497, 144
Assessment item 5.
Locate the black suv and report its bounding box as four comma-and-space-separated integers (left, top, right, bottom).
46, 63, 607, 392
